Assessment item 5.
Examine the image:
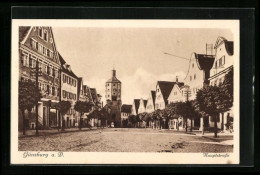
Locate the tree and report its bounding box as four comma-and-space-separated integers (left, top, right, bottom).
56, 100, 71, 131
98, 107, 109, 128
19, 80, 42, 135
128, 115, 137, 128
196, 86, 222, 138
192, 100, 208, 135
74, 101, 93, 130
218, 68, 234, 130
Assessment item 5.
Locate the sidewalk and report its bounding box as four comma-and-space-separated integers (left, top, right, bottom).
19, 127, 100, 138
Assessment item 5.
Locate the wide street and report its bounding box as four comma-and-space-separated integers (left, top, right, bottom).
19, 128, 233, 152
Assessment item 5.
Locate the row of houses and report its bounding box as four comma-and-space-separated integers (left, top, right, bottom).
18, 26, 102, 130
121, 36, 234, 131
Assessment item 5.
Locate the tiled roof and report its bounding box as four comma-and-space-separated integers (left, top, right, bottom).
151, 90, 156, 105
225, 41, 234, 56
194, 53, 215, 71
58, 53, 78, 79
158, 81, 175, 103
19, 26, 31, 42
121, 104, 132, 113
134, 99, 140, 114
106, 76, 121, 83
143, 100, 148, 108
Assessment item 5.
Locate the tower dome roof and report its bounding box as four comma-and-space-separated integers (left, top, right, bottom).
106, 69, 121, 83
106, 76, 121, 83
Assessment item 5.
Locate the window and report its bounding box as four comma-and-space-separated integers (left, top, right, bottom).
50, 51, 53, 58
47, 85, 50, 94
47, 49, 50, 57
36, 42, 38, 50
219, 58, 222, 67
39, 27, 42, 37
22, 55, 28, 66
29, 57, 33, 68
194, 74, 196, 80
52, 87, 55, 96
47, 66, 51, 75
192, 63, 194, 68
50, 68, 53, 76
52, 68, 55, 77
43, 30, 48, 41
43, 47, 46, 55
190, 76, 192, 81
107, 84, 109, 86
38, 83, 42, 90
63, 90, 66, 98
113, 84, 115, 86
215, 61, 217, 68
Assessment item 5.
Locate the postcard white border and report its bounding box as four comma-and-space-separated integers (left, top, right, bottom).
11, 20, 240, 164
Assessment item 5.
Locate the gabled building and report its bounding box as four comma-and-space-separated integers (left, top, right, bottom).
138, 98, 147, 114
131, 99, 140, 116
184, 53, 215, 100
19, 26, 61, 129
184, 52, 215, 130
145, 91, 156, 113
59, 53, 78, 128
167, 78, 185, 104
154, 81, 176, 110
77, 77, 87, 102
208, 37, 234, 131
209, 36, 233, 86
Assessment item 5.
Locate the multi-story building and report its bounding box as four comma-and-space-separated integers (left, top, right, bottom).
167, 78, 185, 104
19, 26, 61, 129
121, 104, 132, 126
184, 53, 215, 100
184, 51, 215, 130
145, 91, 156, 113
154, 81, 175, 110
208, 36, 234, 131
59, 53, 78, 128
105, 69, 122, 127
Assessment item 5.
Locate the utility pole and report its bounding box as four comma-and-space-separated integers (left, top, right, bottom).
35, 58, 40, 135
183, 85, 191, 132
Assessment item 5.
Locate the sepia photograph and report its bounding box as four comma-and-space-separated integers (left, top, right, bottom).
11, 20, 239, 164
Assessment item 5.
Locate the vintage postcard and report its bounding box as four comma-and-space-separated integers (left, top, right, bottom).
11, 19, 239, 164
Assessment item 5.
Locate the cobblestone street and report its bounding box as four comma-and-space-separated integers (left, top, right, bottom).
19, 128, 233, 152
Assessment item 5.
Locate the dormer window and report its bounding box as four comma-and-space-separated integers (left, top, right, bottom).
43, 30, 48, 41
39, 27, 42, 37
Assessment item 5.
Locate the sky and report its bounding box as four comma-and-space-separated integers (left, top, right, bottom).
52, 27, 233, 105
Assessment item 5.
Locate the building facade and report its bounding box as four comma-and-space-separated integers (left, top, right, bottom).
105, 69, 122, 127
154, 81, 175, 110
59, 53, 78, 128
19, 26, 61, 129
208, 36, 234, 131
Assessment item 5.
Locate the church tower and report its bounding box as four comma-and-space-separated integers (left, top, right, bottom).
105, 68, 122, 127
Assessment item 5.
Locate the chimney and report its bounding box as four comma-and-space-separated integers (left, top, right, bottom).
176, 76, 178, 83
112, 69, 116, 77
